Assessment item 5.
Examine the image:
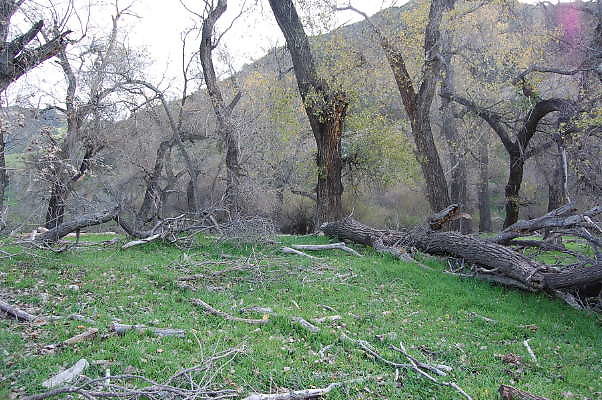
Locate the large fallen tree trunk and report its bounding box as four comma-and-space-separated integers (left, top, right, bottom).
321, 205, 602, 299
34, 206, 120, 243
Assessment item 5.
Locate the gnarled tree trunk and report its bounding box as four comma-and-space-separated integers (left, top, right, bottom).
268, 0, 349, 225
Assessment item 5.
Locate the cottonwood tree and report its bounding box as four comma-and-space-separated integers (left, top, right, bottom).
338, 0, 455, 213
268, 0, 349, 224
195, 0, 244, 212
0, 0, 70, 213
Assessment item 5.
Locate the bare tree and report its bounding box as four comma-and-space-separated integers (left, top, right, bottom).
443, 92, 575, 228
338, 1, 454, 213
268, 0, 349, 225
196, 0, 243, 212
42, 1, 134, 229
0, 0, 70, 213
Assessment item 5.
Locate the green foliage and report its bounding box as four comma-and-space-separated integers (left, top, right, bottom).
344, 110, 419, 187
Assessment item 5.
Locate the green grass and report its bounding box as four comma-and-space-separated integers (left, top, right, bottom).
1, 235, 601, 399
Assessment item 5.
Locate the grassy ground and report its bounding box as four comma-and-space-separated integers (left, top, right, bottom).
1, 234, 601, 399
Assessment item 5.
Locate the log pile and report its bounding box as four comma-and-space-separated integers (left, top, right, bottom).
321, 204, 602, 310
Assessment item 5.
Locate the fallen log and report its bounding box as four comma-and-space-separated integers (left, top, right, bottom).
320, 204, 602, 295
0, 299, 39, 322
110, 323, 186, 337
499, 384, 550, 400
42, 359, 89, 388
35, 206, 119, 243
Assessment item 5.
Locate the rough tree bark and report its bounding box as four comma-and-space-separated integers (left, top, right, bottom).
442, 92, 574, 227
342, 1, 454, 213
268, 0, 349, 225
547, 141, 570, 212
199, 0, 243, 212
440, 34, 471, 233
321, 204, 602, 294
478, 130, 492, 232
0, 122, 6, 213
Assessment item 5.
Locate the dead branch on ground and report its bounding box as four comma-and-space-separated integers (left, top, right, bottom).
0, 299, 40, 322
111, 323, 186, 337
24, 346, 245, 400
321, 204, 602, 311
499, 384, 550, 400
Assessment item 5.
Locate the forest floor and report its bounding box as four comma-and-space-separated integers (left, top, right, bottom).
0, 234, 601, 399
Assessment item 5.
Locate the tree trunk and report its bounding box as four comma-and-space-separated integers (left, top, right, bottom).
268, 0, 349, 226
547, 142, 569, 212
411, 116, 452, 213
199, 0, 242, 213
0, 128, 6, 213
478, 131, 492, 232
45, 184, 67, 230
440, 44, 470, 232
315, 96, 347, 223
360, 0, 453, 214
504, 151, 524, 228
224, 135, 240, 212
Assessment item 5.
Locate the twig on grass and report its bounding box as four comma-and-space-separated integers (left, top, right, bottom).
41, 359, 89, 388
44, 328, 99, 351
290, 316, 320, 333
392, 342, 472, 400
523, 339, 538, 365
281, 246, 322, 260
340, 333, 451, 376
291, 242, 363, 257
24, 346, 245, 400
0, 299, 40, 322
192, 298, 269, 325
242, 376, 379, 400
499, 384, 550, 400
111, 323, 186, 337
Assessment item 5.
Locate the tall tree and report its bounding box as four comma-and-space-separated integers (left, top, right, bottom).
44, 2, 129, 229
0, 0, 69, 213
268, 0, 349, 225
339, 1, 454, 213
198, 0, 243, 212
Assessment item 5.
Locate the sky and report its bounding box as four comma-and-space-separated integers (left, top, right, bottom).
7, 0, 400, 106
